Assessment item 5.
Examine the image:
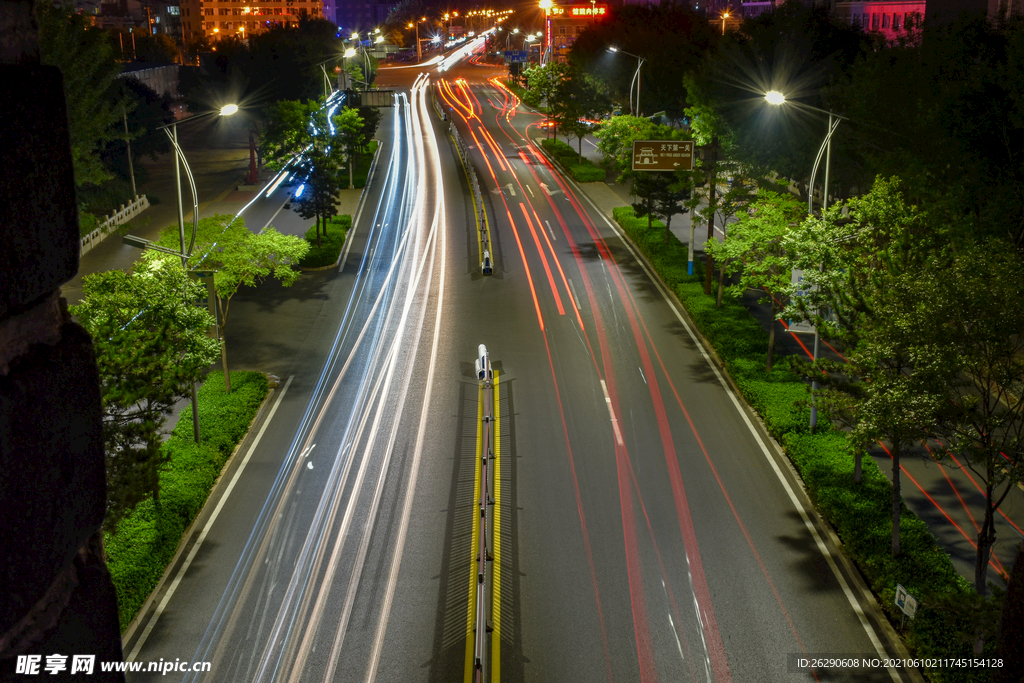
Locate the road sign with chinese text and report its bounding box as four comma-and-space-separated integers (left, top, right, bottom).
631, 140, 694, 171
503, 50, 527, 63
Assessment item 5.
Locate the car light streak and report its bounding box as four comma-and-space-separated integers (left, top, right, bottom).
180, 77, 448, 683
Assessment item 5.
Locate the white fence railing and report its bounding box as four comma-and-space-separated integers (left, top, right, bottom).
80, 195, 150, 256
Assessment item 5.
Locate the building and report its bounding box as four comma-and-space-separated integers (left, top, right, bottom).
547, 3, 610, 62
326, 0, 391, 33
179, 0, 324, 45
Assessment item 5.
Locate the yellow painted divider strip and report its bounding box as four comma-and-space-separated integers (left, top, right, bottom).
465, 383, 484, 683
491, 370, 501, 683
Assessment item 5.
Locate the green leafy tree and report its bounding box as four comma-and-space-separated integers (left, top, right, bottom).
522, 62, 568, 134
151, 215, 309, 392
335, 107, 366, 189
549, 67, 609, 162
38, 0, 130, 187
294, 145, 345, 248
593, 114, 659, 175
928, 242, 1024, 593
70, 263, 219, 530
706, 189, 804, 372
630, 171, 693, 244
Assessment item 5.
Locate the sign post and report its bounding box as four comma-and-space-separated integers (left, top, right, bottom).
895, 584, 918, 630
631, 140, 694, 172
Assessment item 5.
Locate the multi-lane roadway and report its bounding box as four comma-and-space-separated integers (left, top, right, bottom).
121, 39, 915, 683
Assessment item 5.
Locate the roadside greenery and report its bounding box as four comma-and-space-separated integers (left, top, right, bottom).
299, 215, 351, 268
71, 263, 220, 531
612, 205, 988, 680
151, 215, 308, 393
104, 371, 268, 631
539, 139, 605, 183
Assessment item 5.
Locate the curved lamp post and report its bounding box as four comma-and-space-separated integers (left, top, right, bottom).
608, 47, 645, 117
764, 90, 849, 432
121, 103, 238, 444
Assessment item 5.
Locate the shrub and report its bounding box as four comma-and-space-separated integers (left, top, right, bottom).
540, 138, 605, 183
611, 206, 983, 680
299, 214, 350, 268
104, 370, 268, 631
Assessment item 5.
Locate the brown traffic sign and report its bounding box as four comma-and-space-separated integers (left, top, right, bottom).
631, 140, 694, 172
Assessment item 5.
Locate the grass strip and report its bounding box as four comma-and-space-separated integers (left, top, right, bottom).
540, 138, 605, 183
104, 370, 269, 632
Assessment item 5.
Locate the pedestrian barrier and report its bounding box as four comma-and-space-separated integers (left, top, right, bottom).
470, 344, 496, 683
80, 195, 150, 257
449, 124, 490, 275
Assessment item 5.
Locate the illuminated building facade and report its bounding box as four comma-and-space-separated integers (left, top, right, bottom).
179, 0, 324, 44
548, 3, 609, 62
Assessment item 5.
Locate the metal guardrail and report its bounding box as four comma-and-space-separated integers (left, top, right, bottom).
472, 344, 495, 683
80, 195, 150, 256
449, 124, 491, 275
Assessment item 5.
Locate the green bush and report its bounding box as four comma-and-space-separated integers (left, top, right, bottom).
540, 138, 605, 183
79, 210, 100, 236
351, 140, 379, 189
611, 207, 983, 681
299, 214, 350, 268
104, 370, 268, 631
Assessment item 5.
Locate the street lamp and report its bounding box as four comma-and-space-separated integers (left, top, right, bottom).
764, 90, 849, 431
122, 102, 239, 444
539, 0, 552, 65
408, 16, 427, 62
506, 27, 519, 50
608, 47, 645, 117
721, 11, 729, 35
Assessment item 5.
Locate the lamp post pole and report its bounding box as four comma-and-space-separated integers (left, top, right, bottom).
608, 47, 645, 116
765, 91, 847, 431
123, 104, 238, 443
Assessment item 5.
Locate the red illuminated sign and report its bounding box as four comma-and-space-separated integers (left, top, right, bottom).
570, 5, 607, 16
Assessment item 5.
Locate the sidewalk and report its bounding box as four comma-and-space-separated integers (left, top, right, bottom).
558, 130, 1024, 592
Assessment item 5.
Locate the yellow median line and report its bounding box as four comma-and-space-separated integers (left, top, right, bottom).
465, 382, 484, 683
492, 370, 501, 683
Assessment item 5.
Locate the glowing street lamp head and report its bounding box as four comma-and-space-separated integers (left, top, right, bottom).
539, 0, 552, 9
375, 35, 384, 43
608, 46, 618, 52
351, 32, 359, 39
344, 47, 356, 57
765, 90, 786, 106
219, 103, 239, 116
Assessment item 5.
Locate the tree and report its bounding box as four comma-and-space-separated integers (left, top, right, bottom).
522, 62, 568, 134
294, 145, 345, 248
70, 263, 219, 530
151, 215, 309, 392
928, 242, 1024, 593
630, 171, 693, 244
549, 67, 609, 162
335, 107, 366, 189
38, 0, 130, 187
593, 114, 659, 176
783, 177, 944, 555
706, 189, 804, 372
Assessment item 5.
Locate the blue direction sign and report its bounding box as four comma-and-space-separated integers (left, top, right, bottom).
503, 50, 527, 63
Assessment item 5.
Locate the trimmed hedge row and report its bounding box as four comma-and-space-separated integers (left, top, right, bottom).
104, 371, 269, 631
613, 206, 983, 682
352, 140, 379, 189
299, 214, 350, 268
540, 138, 605, 183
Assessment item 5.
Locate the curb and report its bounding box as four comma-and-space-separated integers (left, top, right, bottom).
119, 375, 279, 645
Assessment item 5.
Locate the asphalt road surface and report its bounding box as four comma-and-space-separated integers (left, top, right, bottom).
121, 39, 917, 683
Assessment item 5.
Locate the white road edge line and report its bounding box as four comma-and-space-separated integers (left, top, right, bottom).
573, 184, 907, 683
125, 375, 294, 663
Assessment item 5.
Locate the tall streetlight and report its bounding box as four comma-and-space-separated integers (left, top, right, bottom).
720, 11, 729, 35
608, 47, 645, 116
506, 27, 519, 50
408, 16, 427, 62
539, 0, 552, 65
122, 103, 239, 444
764, 89, 848, 432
